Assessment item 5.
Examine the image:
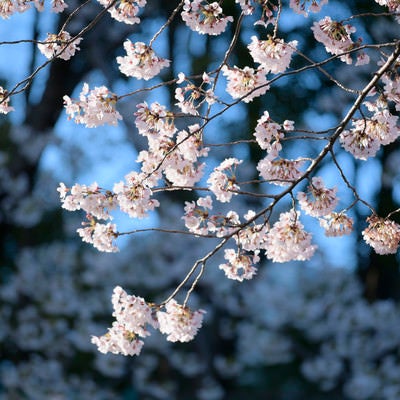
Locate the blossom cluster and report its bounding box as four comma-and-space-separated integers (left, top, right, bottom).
340, 100, 399, 160
116, 40, 170, 80
181, 0, 233, 35
96, 0, 146, 25
0, 86, 14, 114
91, 286, 205, 355
175, 72, 216, 115
63, 83, 122, 128
36, 0, 400, 362
0, 0, 67, 18
221, 65, 269, 103
38, 30, 82, 61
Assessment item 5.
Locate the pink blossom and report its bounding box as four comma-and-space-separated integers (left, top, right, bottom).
248, 36, 298, 74
319, 212, 354, 237
91, 286, 157, 356
0, 0, 15, 18
117, 41, 170, 80
63, 83, 122, 128
111, 286, 157, 337
207, 158, 242, 202
157, 299, 206, 342
181, 0, 233, 36
58, 182, 115, 220
175, 75, 216, 115
222, 65, 269, 103
382, 73, 400, 111
253, 110, 283, 153
91, 323, 145, 356
297, 177, 338, 217
290, 0, 329, 16
265, 210, 317, 262
236, 222, 269, 252
78, 221, 119, 253
113, 171, 159, 219
219, 248, 259, 281
51, 0, 68, 13
38, 31, 82, 61
134, 101, 176, 137
374, 0, 400, 22
0, 86, 14, 114
362, 215, 400, 255
311, 17, 356, 64
182, 196, 213, 235
97, 0, 146, 25
257, 156, 305, 186
340, 105, 399, 160
235, 0, 254, 15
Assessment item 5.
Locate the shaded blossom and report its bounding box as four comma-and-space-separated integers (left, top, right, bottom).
362, 215, 400, 255
157, 300, 206, 342
116, 41, 170, 80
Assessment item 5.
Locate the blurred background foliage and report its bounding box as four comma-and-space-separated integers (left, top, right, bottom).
1, 0, 400, 399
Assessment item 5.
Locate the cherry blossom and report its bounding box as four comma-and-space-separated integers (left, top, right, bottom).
297, 176, 338, 217
97, 0, 146, 25
38, 31, 82, 61
113, 171, 160, 219
111, 286, 157, 337
116, 40, 170, 80
265, 210, 317, 262
91, 323, 145, 356
157, 299, 206, 342
77, 221, 119, 253
289, 0, 329, 16
134, 101, 176, 137
235, 0, 254, 15
340, 103, 399, 160
235, 211, 269, 252
0, 0, 15, 18
181, 0, 233, 35
207, 158, 242, 202
222, 65, 269, 103
362, 215, 400, 255
319, 212, 354, 237
253, 110, 284, 154
51, 0, 68, 13
248, 36, 298, 74
311, 17, 356, 64
257, 156, 305, 186
382, 73, 400, 111
0, 86, 14, 114
58, 182, 115, 220
182, 195, 213, 235
0, 0, 44, 18
91, 286, 157, 356
374, 0, 400, 21
175, 75, 216, 116
63, 83, 122, 128
219, 248, 259, 281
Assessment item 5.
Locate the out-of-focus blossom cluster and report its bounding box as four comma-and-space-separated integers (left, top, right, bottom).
289, 0, 328, 16
0, 0, 67, 18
